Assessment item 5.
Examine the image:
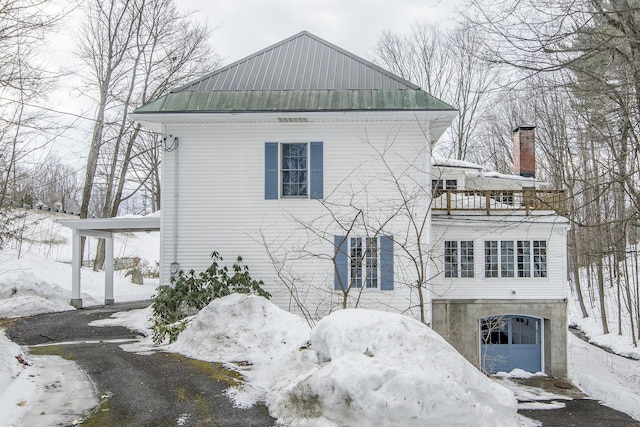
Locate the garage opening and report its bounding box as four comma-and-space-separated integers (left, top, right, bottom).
480, 315, 542, 374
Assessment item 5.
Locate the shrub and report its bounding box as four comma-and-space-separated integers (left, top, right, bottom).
150, 252, 270, 344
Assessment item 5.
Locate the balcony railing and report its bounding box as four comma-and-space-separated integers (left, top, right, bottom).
431, 189, 568, 215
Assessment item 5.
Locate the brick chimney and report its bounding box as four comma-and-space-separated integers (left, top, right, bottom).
513, 125, 536, 178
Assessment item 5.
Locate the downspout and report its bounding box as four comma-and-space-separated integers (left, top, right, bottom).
174, 138, 178, 267
163, 130, 180, 277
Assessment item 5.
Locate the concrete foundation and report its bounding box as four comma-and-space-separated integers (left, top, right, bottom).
432, 299, 567, 377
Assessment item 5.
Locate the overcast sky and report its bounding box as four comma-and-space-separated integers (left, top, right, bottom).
179, 0, 463, 64
40, 0, 463, 160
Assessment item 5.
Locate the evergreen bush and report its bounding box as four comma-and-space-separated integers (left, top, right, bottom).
150, 251, 270, 344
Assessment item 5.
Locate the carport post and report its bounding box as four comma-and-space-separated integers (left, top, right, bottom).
70, 228, 83, 308
105, 236, 114, 305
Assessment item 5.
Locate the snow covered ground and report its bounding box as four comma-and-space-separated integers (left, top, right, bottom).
1, 209, 639, 426
0, 209, 159, 426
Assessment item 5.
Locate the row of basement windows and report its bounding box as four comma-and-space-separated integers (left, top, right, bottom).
444, 240, 547, 278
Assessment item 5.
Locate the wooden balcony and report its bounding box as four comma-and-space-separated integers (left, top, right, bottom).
431, 189, 568, 215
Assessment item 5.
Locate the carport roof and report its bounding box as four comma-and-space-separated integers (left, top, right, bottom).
57, 216, 160, 233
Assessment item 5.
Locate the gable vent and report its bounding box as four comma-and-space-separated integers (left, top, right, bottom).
278, 117, 309, 122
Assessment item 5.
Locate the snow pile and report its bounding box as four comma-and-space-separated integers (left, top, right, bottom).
0, 250, 157, 318
170, 294, 313, 408
172, 295, 519, 427
494, 369, 544, 379
0, 331, 25, 392
493, 371, 570, 411
0, 332, 97, 426
271, 309, 519, 427
0, 272, 80, 318
89, 305, 154, 333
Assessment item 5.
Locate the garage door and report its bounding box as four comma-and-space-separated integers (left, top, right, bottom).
480, 315, 541, 374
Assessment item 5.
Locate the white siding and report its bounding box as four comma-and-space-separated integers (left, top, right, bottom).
159, 115, 434, 321
430, 215, 569, 300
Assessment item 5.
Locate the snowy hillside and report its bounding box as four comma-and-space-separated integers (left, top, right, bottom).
0, 209, 159, 318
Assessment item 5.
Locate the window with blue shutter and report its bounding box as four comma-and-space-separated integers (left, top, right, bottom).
334, 235, 348, 290
333, 235, 394, 291
380, 235, 394, 290
264, 142, 323, 200
265, 143, 278, 199
309, 142, 323, 199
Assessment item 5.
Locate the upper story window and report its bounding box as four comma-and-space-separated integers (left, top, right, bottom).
281, 143, 307, 197
265, 142, 323, 200
485, 240, 547, 278
444, 240, 474, 278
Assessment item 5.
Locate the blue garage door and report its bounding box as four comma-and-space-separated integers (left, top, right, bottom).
480, 315, 541, 374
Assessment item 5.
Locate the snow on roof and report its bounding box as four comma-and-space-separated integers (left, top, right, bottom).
432, 157, 483, 170
482, 171, 548, 186
432, 157, 550, 186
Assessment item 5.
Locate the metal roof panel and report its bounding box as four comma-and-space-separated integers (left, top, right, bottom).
172, 31, 421, 92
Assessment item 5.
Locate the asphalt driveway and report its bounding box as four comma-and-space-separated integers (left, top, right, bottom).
5, 302, 640, 426
6, 302, 275, 427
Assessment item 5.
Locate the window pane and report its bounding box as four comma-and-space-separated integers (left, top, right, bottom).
481, 317, 508, 345
460, 241, 474, 278
445, 241, 458, 278
511, 317, 538, 344
517, 241, 531, 277
350, 237, 363, 288
533, 240, 547, 277
501, 241, 514, 278
281, 143, 308, 197
366, 237, 378, 288
485, 241, 498, 278
445, 179, 457, 190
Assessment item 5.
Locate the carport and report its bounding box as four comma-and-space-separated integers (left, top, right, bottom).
58, 216, 160, 308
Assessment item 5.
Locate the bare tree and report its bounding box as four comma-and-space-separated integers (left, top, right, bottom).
463, 0, 640, 341
76, 0, 219, 269
373, 22, 500, 160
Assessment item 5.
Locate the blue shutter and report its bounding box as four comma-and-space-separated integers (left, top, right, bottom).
309, 141, 323, 199
334, 235, 348, 291
265, 142, 278, 199
380, 235, 394, 290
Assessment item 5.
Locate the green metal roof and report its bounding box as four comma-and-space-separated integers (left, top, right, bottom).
134, 89, 455, 113
133, 32, 456, 115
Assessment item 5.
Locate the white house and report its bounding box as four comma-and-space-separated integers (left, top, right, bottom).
131, 32, 568, 376
131, 31, 456, 318
429, 126, 569, 377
